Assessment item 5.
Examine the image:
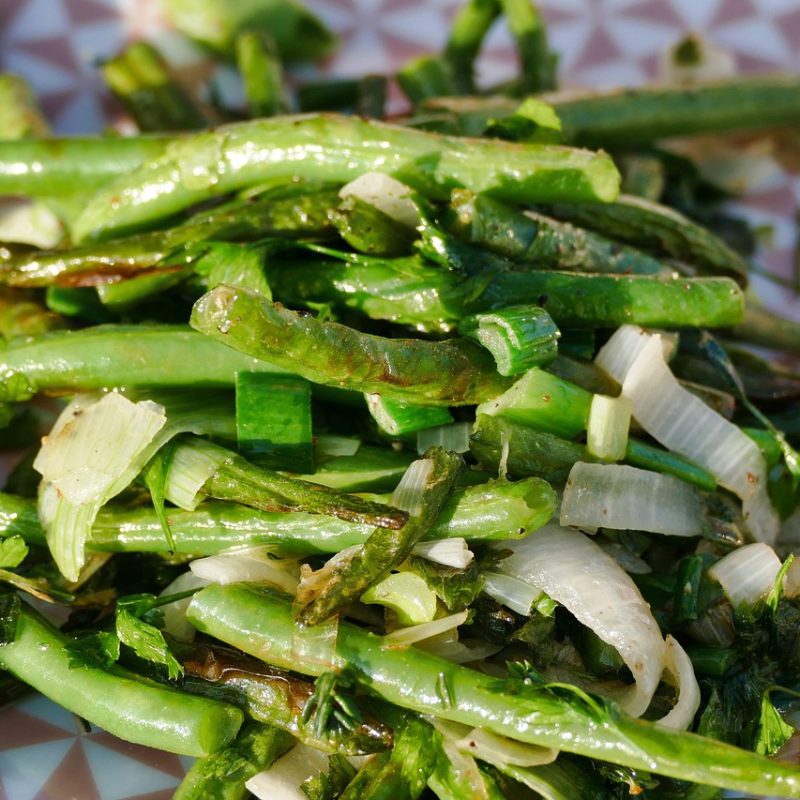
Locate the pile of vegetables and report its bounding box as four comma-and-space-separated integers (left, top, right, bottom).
2, 1, 800, 797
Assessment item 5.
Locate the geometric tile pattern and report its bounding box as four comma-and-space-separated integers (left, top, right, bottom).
0, 1, 799, 797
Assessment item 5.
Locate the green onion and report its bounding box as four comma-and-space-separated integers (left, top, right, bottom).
236, 372, 314, 472
459, 306, 560, 376
585, 394, 631, 462
366, 394, 453, 437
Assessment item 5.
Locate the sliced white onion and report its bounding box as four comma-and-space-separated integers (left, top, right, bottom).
603, 327, 778, 543
314, 434, 361, 459
708, 542, 782, 612
158, 570, 210, 643
390, 457, 434, 517
596, 324, 672, 385
416, 422, 472, 455
245, 742, 328, 800
657, 635, 701, 731
482, 571, 542, 616
457, 727, 557, 768
658, 35, 736, 84
35, 393, 167, 582
496, 527, 666, 717
190, 546, 299, 593
415, 630, 501, 663
164, 436, 231, 511
384, 610, 469, 646
783, 558, 800, 599
560, 462, 704, 538
412, 537, 474, 568
338, 172, 420, 228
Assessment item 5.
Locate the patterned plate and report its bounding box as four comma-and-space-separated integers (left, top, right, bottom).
0, 2, 799, 798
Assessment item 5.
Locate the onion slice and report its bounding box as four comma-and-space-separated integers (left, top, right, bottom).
496, 527, 665, 717
657, 635, 701, 730
708, 542, 782, 612
598, 326, 778, 543
560, 461, 705, 537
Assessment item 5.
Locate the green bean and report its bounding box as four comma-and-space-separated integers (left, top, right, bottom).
0, 288, 66, 339
0, 324, 288, 402
499, 0, 554, 93
0, 135, 172, 198
0, 596, 243, 756
71, 113, 619, 242
419, 74, 800, 146
0, 477, 556, 555
186, 584, 800, 797
191, 285, 513, 405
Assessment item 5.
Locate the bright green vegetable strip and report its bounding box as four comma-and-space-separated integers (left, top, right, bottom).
235, 30, 287, 118
161, 0, 336, 60
0, 325, 288, 402
236, 372, 313, 471
296, 447, 463, 625
446, 190, 663, 275
101, 42, 206, 132
0, 74, 49, 139
366, 394, 454, 437
475, 367, 591, 438
191, 285, 513, 405
1, 477, 555, 554
268, 253, 744, 331
173, 721, 293, 800
72, 113, 619, 242
459, 306, 559, 376
546, 193, 748, 283
0, 135, 172, 198
624, 437, 717, 492
0, 596, 243, 756
361, 572, 438, 626
187, 583, 800, 797
444, 0, 501, 93
499, 0, 555, 93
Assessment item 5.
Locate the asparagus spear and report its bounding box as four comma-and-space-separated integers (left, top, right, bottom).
173, 721, 293, 800
71, 113, 619, 242
544, 193, 749, 283
187, 583, 800, 797
172, 434, 409, 528
446, 190, 664, 275
191, 285, 513, 405
296, 447, 463, 625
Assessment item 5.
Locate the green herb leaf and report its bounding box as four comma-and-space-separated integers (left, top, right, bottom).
301, 754, 356, 800
116, 608, 183, 680
0, 536, 28, 569
755, 693, 794, 756
66, 631, 121, 670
